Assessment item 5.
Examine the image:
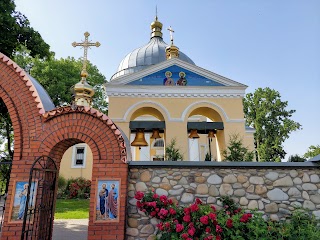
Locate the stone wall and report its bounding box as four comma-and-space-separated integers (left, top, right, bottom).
126, 162, 320, 240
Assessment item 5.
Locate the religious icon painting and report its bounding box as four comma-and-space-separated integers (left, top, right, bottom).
8, 180, 37, 223
163, 71, 174, 86
94, 179, 120, 222
177, 71, 187, 86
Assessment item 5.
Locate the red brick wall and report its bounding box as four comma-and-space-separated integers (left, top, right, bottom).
0, 53, 128, 239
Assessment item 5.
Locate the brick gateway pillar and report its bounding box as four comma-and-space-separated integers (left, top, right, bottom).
0, 53, 128, 239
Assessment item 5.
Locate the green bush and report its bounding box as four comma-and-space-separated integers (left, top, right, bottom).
65, 177, 91, 199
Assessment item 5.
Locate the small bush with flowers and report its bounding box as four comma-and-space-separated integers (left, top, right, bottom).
135, 190, 320, 240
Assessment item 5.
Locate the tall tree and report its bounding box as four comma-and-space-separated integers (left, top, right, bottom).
303, 145, 320, 159
14, 49, 108, 113
222, 134, 254, 162
243, 87, 302, 162
0, 0, 51, 58
287, 154, 306, 162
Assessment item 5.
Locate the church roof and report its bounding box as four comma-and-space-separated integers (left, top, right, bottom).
110, 17, 195, 80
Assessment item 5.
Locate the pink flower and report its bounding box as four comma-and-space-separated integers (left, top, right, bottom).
184, 207, 191, 215
183, 214, 191, 222
153, 193, 159, 199
147, 201, 157, 208
188, 226, 196, 236
157, 222, 164, 231
181, 233, 189, 239
158, 208, 168, 219
190, 203, 199, 212
176, 223, 184, 233
150, 211, 157, 217
208, 213, 217, 221
205, 227, 211, 233
216, 236, 221, 240
160, 195, 167, 203
165, 222, 171, 229
240, 213, 252, 223
216, 224, 223, 233
134, 191, 144, 200
195, 198, 203, 204
226, 218, 233, 228
211, 205, 216, 212
169, 208, 176, 215
136, 201, 144, 209
200, 215, 209, 225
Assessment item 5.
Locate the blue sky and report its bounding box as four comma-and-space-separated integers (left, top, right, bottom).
15, 0, 320, 160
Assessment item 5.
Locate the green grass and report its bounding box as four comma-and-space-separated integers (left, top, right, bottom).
54, 199, 90, 219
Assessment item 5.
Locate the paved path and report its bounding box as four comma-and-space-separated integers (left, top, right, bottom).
53, 219, 88, 240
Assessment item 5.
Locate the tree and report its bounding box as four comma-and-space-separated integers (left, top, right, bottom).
243, 87, 301, 162
14, 49, 108, 113
303, 145, 320, 159
287, 154, 306, 162
222, 134, 254, 162
165, 138, 183, 161
0, 0, 51, 59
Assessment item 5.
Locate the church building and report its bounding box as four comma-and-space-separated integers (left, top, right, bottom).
59, 16, 254, 178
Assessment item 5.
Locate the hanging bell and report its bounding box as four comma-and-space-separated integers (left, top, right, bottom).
131, 128, 148, 147
208, 130, 216, 139
150, 129, 161, 139
188, 129, 200, 139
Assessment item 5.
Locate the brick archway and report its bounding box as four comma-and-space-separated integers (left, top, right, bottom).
0, 53, 128, 239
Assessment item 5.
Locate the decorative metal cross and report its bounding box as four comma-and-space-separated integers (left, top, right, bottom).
167, 26, 175, 45
72, 32, 100, 77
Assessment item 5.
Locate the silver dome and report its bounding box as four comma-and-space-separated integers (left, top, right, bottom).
111, 18, 195, 80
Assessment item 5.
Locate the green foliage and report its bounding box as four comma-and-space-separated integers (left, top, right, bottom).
54, 199, 89, 219
223, 134, 254, 162
58, 177, 91, 199
0, 0, 51, 59
14, 50, 108, 112
287, 154, 306, 162
243, 87, 302, 162
303, 145, 320, 159
165, 138, 183, 161
205, 152, 211, 161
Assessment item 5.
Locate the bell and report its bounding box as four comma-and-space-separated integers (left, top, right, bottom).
131, 129, 148, 147
208, 130, 216, 138
150, 129, 161, 139
188, 129, 200, 139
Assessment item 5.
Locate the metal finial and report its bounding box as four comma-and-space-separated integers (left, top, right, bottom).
155, 5, 158, 20
167, 26, 175, 45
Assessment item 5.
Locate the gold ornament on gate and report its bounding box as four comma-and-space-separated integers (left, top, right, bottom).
131, 129, 148, 148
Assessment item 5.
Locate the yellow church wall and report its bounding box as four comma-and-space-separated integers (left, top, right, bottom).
59, 144, 93, 180
109, 95, 250, 161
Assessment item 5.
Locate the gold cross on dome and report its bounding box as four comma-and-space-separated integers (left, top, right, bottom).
72, 32, 100, 78
167, 26, 175, 45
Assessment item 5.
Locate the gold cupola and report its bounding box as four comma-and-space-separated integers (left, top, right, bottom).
71, 71, 95, 107
150, 16, 163, 38
165, 26, 179, 60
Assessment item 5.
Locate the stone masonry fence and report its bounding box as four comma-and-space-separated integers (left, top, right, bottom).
126, 161, 320, 240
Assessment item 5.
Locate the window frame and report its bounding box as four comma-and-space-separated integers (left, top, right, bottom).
71, 143, 87, 168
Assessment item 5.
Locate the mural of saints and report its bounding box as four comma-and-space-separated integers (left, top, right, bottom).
177, 72, 187, 86
163, 71, 174, 85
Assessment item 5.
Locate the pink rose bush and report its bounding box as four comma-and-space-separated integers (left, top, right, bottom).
134, 191, 259, 240
134, 191, 320, 240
